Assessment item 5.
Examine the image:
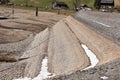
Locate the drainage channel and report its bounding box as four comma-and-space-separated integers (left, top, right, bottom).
13, 56, 55, 80
81, 44, 99, 70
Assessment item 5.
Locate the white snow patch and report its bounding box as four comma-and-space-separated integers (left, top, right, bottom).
13, 77, 31, 80
33, 57, 55, 80
100, 76, 108, 80
13, 57, 55, 80
81, 44, 99, 70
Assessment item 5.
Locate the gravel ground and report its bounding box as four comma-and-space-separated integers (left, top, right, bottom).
73, 11, 120, 45
0, 62, 27, 80
0, 34, 33, 52
1, 8, 120, 80
46, 58, 120, 80
0, 7, 65, 43
0, 7, 65, 80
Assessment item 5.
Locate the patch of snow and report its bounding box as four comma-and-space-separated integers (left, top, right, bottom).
33, 57, 55, 80
100, 76, 108, 80
81, 44, 99, 70
13, 77, 31, 80
13, 57, 55, 80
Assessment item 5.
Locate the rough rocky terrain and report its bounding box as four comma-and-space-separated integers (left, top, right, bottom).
46, 58, 120, 80
0, 7, 120, 80
0, 7, 65, 80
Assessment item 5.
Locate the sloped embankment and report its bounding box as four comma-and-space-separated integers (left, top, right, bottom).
46, 16, 120, 80
20, 28, 50, 78
1, 14, 120, 79
0, 34, 34, 80
48, 20, 90, 75
0, 28, 49, 80
65, 16, 120, 65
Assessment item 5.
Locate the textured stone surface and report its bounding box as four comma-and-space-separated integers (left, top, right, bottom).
1, 8, 120, 80
0, 7, 65, 80
48, 20, 90, 75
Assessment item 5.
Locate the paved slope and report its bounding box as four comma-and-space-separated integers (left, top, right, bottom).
48, 20, 89, 75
